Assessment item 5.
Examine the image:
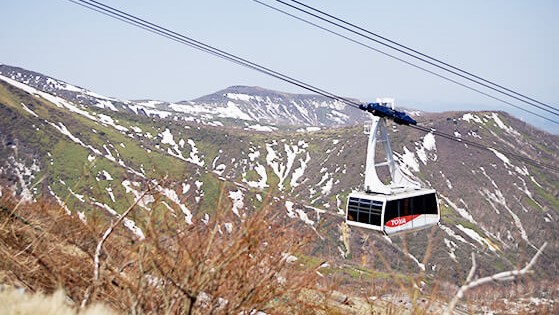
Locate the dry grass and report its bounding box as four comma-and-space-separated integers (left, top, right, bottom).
1, 189, 556, 314
0, 287, 116, 315
323, 224, 558, 315
0, 190, 325, 314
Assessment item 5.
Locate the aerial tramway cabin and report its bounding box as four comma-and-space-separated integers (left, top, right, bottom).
346, 99, 440, 235
346, 188, 439, 235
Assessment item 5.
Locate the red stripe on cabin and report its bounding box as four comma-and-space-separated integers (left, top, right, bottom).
385, 214, 420, 227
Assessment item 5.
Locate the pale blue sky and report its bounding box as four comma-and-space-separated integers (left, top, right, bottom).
1, 1, 558, 132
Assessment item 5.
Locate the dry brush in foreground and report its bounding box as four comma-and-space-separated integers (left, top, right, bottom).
0, 192, 326, 314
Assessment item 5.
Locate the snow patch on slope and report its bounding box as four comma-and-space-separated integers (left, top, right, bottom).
122, 180, 155, 210
290, 152, 311, 188
186, 139, 205, 167
245, 124, 277, 132
440, 195, 476, 224
488, 113, 519, 135
243, 163, 268, 190
285, 201, 297, 218
20, 103, 39, 117
461, 113, 483, 124
444, 238, 458, 262
399, 147, 420, 172
226, 93, 253, 102
229, 190, 245, 217
481, 188, 531, 246
439, 224, 474, 247
489, 148, 511, 167
456, 224, 498, 252
93, 202, 145, 240
406, 252, 425, 271
265, 142, 300, 190
157, 186, 193, 224
160, 128, 176, 146
416, 132, 437, 165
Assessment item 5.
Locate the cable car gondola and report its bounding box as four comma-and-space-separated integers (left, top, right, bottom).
346, 99, 440, 235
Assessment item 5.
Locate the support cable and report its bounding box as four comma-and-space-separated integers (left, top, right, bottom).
252, 0, 559, 125
251, 0, 559, 126
284, 0, 559, 115
69, 0, 361, 110
67, 0, 559, 173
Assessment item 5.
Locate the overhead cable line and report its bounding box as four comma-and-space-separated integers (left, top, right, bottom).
251, 0, 559, 126
68, 0, 558, 173
253, 0, 559, 125
68, 0, 361, 110
282, 0, 559, 116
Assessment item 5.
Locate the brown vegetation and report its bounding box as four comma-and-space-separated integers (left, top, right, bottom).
0, 287, 115, 315
0, 191, 324, 314
1, 189, 556, 314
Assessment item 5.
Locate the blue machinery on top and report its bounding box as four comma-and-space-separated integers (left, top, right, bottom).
346, 99, 440, 235
359, 101, 417, 126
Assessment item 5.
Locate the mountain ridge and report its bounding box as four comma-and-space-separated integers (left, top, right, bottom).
0, 63, 558, 312
0, 64, 365, 128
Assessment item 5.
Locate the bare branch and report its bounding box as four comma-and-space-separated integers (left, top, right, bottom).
465, 252, 477, 284
445, 242, 547, 315
80, 188, 148, 309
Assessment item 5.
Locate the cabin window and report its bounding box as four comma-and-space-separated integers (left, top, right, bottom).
384, 200, 401, 223
424, 193, 438, 214
384, 193, 438, 225
347, 197, 382, 226
401, 198, 410, 216
410, 193, 438, 215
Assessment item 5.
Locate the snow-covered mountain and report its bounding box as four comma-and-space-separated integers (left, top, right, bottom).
1, 64, 558, 312
0, 65, 127, 111
0, 65, 366, 129
185, 85, 364, 126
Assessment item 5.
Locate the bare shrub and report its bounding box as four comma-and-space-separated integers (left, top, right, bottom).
121, 194, 322, 314
0, 189, 322, 314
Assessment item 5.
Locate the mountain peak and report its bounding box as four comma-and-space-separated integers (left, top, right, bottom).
192, 85, 300, 103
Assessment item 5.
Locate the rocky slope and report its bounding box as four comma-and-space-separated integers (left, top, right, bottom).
0, 64, 558, 311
